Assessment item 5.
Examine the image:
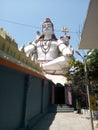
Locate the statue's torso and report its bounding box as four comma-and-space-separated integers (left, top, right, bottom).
36, 40, 59, 61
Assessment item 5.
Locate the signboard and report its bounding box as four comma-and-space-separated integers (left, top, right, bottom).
90, 95, 98, 110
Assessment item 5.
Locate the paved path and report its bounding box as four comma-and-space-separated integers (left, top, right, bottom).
31, 112, 98, 130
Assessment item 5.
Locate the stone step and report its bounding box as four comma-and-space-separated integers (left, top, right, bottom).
49, 104, 74, 113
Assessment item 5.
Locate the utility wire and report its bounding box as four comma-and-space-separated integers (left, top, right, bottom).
0, 18, 40, 29
0, 18, 80, 34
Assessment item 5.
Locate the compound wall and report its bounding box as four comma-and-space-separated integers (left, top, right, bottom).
0, 65, 51, 129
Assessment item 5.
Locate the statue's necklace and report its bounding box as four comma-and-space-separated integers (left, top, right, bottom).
40, 40, 51, 55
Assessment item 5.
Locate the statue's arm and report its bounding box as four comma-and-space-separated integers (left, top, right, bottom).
24, 42, 36, 57
58, 39, 74, 57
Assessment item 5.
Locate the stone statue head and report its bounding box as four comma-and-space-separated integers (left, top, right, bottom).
39, 18, 57, 40
42, 18, 54, 33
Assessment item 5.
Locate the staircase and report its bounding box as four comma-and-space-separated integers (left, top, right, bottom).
49, 104, 74, 113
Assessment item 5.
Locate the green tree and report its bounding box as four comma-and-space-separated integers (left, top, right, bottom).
87, 49, 98, 83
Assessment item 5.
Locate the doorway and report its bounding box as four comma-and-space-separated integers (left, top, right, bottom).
55, 86, 65, 104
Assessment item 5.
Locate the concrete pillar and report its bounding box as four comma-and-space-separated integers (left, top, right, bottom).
52, 85, 55, 104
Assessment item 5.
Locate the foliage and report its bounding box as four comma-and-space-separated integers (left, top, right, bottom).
66, 57, 84, 84
66, 49, 98, 86
87, 49, 98, 80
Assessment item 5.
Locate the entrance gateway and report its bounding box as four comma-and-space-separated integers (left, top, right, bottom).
51, 83, 72, 106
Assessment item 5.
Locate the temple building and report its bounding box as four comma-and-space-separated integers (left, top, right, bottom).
0, 18, 74, 129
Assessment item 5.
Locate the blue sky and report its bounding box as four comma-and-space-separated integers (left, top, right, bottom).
0, 0, 90, 59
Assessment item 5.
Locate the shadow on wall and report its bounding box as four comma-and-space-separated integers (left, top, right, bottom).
30, 113, 56, 130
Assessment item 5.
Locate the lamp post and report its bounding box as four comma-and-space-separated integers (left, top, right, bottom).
76, 51, 94, 130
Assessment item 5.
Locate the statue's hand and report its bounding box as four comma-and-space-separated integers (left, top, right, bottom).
19, 45, 25, 52
62, 46, 74, 57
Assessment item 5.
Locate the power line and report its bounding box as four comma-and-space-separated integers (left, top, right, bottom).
0, 18, 81, 34
0, 18, 40, 29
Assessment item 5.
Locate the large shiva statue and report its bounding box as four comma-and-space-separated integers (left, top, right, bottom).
20, 18, 74, 84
